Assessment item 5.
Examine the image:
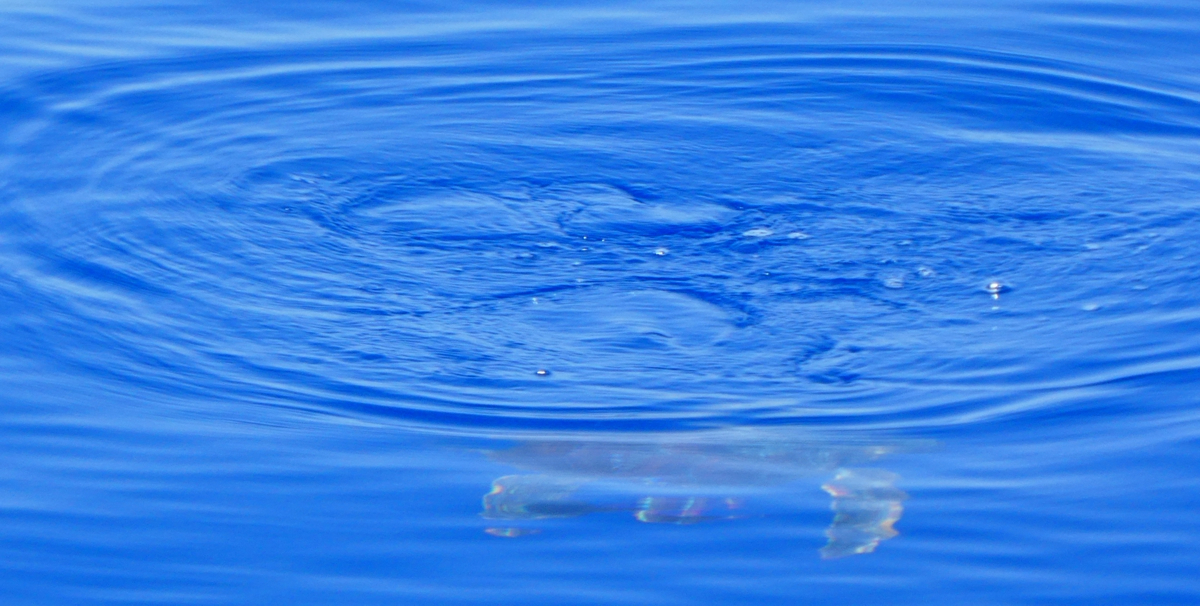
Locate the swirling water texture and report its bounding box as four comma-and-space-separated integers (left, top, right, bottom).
2, 3, 1200, 604
2, 10, 1200, 433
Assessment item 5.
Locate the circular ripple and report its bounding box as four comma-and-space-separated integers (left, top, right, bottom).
3, 33, 1200, 432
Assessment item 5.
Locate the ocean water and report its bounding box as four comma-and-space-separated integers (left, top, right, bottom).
1, 0, 1199, 603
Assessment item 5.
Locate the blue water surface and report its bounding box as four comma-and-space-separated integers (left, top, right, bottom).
2, 0, 1199, 603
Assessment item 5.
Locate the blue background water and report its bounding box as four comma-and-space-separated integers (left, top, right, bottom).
2, 0, 1199, 603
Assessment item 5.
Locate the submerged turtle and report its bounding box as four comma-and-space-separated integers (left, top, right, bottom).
481, 429, 917, 558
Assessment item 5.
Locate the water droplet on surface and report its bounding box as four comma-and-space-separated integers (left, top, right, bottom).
743, 228, 773, 237
986, 281, 1006, 299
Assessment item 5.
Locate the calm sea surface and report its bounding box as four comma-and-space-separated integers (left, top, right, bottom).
2, 1, 1199, 603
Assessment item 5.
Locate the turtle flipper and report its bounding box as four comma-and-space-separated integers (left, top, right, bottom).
819, 468, 907, 558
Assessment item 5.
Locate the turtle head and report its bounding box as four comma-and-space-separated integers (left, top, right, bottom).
482, 474, 594, 520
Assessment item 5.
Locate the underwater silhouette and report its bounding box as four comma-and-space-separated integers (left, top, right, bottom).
480, 430, 914, 558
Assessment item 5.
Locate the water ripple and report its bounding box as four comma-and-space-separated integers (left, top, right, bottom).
3, 30, 1199, 433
